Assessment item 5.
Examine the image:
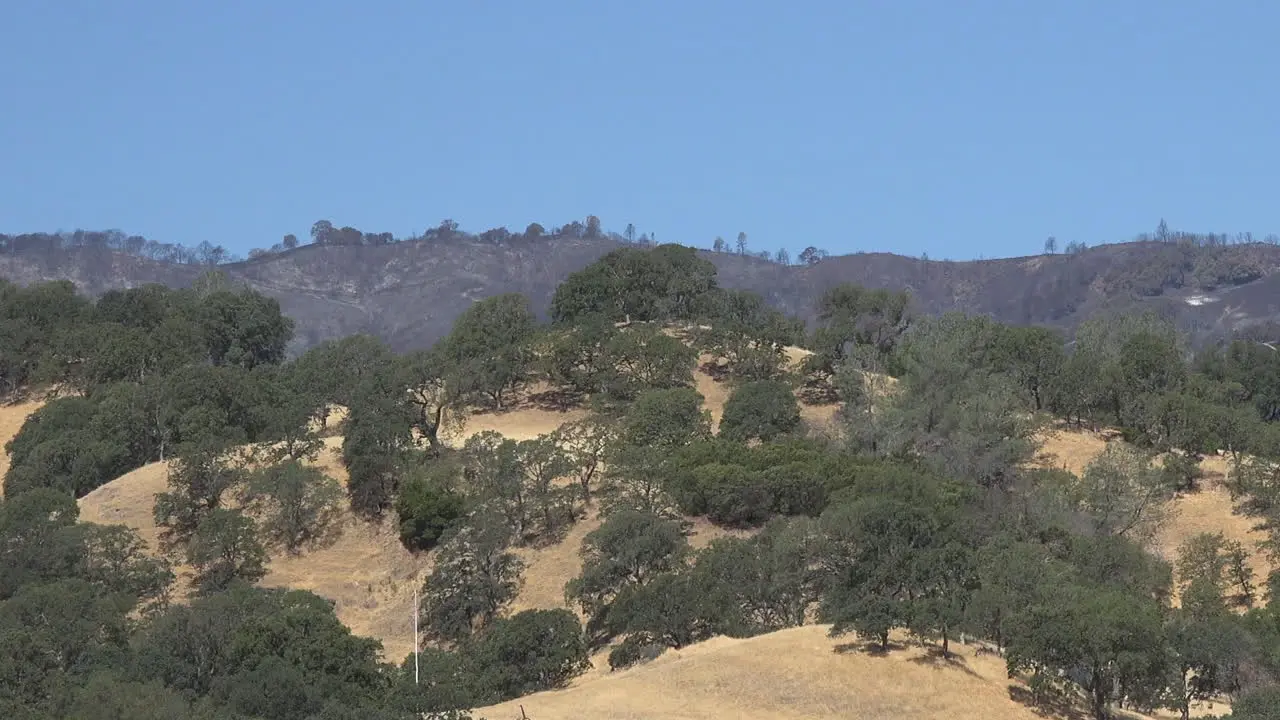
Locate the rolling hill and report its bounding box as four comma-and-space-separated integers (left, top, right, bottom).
61, 352, 794, 660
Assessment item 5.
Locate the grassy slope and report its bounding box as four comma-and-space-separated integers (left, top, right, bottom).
478, 625, 1064, 720
65, 352, 788, 661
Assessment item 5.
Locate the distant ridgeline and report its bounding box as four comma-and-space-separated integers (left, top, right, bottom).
2, 217, 1277, 273
0, 217, 657, 267
0, 215, 819, 270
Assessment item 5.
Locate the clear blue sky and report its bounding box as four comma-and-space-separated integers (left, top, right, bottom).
2, 1, 1276, 260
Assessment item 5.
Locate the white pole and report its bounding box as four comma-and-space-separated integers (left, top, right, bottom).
414, 585, 420, 685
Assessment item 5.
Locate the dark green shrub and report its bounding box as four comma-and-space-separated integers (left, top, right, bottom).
764, 464, 829, 516
462, 609, 591, 703
1161, 451, 1202, 493
719, 379, 801, 442
704, 473, 774, 528
1230, 685, 1280, 720
395, 463, 467, 552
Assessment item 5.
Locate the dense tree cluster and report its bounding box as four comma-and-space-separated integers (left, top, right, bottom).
10, 241, 1280, 718
0, 487, 464, 719
296, 216, 814, 269
2, 277, 298, 499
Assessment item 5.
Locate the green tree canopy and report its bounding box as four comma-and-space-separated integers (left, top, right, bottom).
440, 293, 536, 410
550, 245, 718, 324
719, 379, 802, 443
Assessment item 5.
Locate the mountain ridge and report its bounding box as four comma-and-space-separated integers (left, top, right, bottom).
4, 234, 1280, 353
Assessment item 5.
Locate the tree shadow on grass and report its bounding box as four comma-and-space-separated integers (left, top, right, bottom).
1007, 685, 1089, 720
833, 639, 907, 656
832, 640, 984, 680
518, 520, 575, 550
525, 388, 587, 413
907, 646, 983, 679
267, 506, 347, 558
468, 386, 586, 416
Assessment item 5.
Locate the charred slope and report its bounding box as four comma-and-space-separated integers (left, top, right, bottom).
4, 236, 1280, 352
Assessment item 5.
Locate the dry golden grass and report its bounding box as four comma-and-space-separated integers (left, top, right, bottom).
445, 381, 590, 444
0, 398, 45, 493
1036, 426, 1275, 605
476, 625, 1190, 720
694, 354, 732, 431
508, 510, 601, 619
1034, 425, 1114, 475
76, 435, 434, 660
77, 457, 200, 601
254, 437, 433, 661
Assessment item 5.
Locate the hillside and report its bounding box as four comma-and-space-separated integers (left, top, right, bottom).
73, 435, 422, 649
0, 363, 1249, 717
5, 234, 1280, 354
4, 352, 1263, 594
476, 624, 1236, 720
4, 304, 1275, 718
